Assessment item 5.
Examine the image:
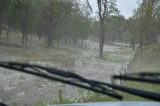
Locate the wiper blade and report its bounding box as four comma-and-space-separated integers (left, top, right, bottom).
94, 81, 160, 101
113, 73, 160, 84
0, 62, 122, 100
0, 62, 160, 101
0, 103, 8, 106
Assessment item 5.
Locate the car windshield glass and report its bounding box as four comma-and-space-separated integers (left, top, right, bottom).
0, 0, 160, 106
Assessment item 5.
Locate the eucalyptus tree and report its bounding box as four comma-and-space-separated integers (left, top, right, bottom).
41, 0, 75, 48
8, 0, 35, 47
0, 0, 10, 39
134, 0, 160, 53
0, 0, 93, 48
97, 0, 119, 59
105, 15, 125, 42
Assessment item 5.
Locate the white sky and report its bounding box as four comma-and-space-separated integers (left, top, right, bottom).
88, 0, 139, 19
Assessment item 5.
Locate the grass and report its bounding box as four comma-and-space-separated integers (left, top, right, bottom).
122, 82, 160, 101
130, 43, 160, 72
0, 45, 76, 68
103, 47, 133, 63
124, 43, 160, 101
48, 91, 118, 106
50, 99, 74, 105
104, 53, 127, 63
80, 93, 118, 102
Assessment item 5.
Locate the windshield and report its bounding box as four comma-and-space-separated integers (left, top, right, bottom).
0, 0, 160, 106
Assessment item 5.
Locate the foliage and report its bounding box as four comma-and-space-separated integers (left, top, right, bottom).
0, 0, 92, 48
97, 0, 119, 59
133, 0, 160, 53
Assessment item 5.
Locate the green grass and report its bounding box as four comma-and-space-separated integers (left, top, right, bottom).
0, 45, 76, 68
120, 81, 160, 101
104, 53, 127, 63
103, 47, 133, 63
51, 99, 74, 105
130, 44, 160, 72
124, 44, 160, 101
81, 93, 118, 102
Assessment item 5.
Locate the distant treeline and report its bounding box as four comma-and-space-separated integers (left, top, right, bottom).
0, 0, 160, 52
0, 0, 92, 48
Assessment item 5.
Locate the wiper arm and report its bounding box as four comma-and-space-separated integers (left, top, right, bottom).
113, 73, 160, 84
0, 103, 8, 106
0, 62, 122, 100
0, 62, 160, 101
93, 81, 160, 101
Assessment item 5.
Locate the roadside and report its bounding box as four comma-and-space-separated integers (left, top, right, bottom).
122, 43, 160, 101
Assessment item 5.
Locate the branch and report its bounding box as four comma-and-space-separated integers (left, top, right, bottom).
102, 0, 107, 19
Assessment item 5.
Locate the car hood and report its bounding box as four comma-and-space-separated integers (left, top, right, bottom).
50, 102, 160, 106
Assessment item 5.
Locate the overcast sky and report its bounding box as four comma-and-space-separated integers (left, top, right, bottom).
88, 0, 139, 19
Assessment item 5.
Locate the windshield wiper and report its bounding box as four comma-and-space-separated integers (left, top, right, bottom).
0, 61, 122, 100
113, 72, 160, 84
0, 62, 160, 101
0, 103, 8, 106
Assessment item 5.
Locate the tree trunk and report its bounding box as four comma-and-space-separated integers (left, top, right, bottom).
140, 36, 143, 56
25, 32, 28, 48
22, 32, 25, 45
81, 39, 84, 48
47, 12, 53, 48
0, 22, 1, 40
0, 14, 2, 40
22, 31, 28, 48
38, 34, 41, 41
21, 11, 26, 46
73, 38, 76, 47
99, 20, 105, 59
65, 35, 67, 44
6, 24, 10, 42
47, 33, 51, 48
47, 29, 53, 48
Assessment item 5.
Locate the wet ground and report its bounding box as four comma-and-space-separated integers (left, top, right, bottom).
0, 41, 134, 106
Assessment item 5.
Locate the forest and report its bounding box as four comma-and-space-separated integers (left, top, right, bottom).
0, 0, 160, 58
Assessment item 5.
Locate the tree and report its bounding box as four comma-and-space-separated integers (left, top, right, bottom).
0, 0, 93, 49
0, 0, 10, 39
42, 0, 75, 48
105, 15, 125, 42
127, 17, 136, 50
8, 0, 35, 47
97, 0, 119, 59
134, 0, 160, 54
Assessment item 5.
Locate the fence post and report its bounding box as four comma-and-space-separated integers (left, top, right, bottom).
119, 71, 122, 86
59, 89, 63, 103
111, 76, 115, 91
